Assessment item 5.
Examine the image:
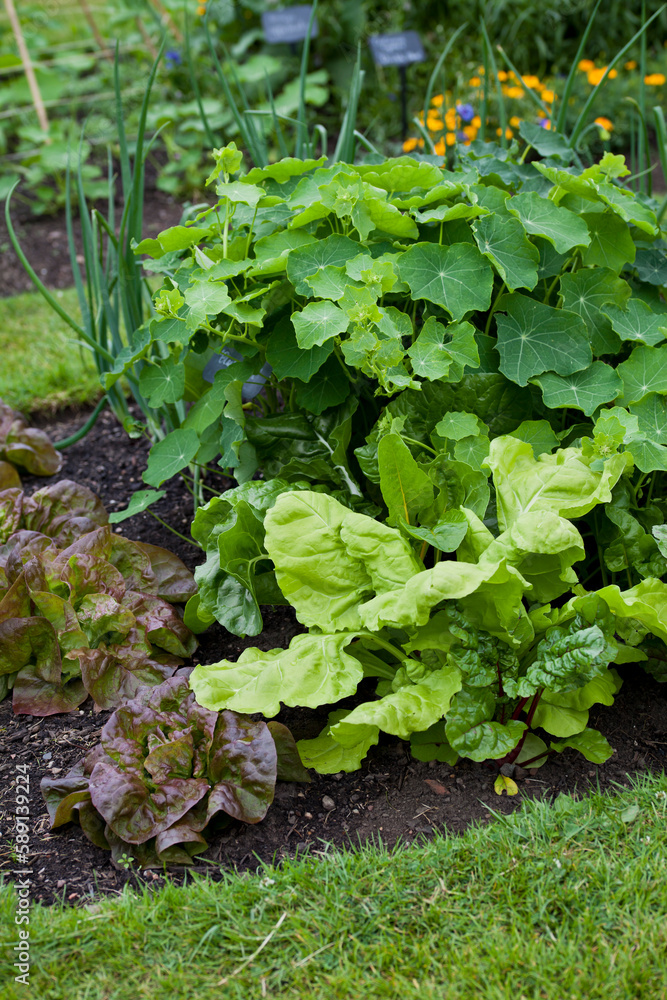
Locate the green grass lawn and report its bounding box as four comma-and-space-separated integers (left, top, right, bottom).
0, 289, 102, 414
1, 771, 665, 1000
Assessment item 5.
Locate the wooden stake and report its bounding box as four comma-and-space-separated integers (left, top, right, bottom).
145, 0, 184, 44
3, 0, 49, 133
79, 0, 113, 60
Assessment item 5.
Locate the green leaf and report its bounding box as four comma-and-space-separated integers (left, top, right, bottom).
520, 617, 612, 695
108, 490, 166, 524
407, 319, 479, 380
399, 510, 469, 553
532, 363, 623, 416
434, 411, 485, 441
581, 213, 636, 272
596, 578, 667, 645
292, 300, 350, 349
485, 435, 626, 530
558, 268, 630, 356
377, 433, 434, 528
445, 687, 526, 762
549, 728, 613, 764
603, 300, 667, 347
397, 242, 494, 321
617, 345, 667, 404
189, 631, 364, 716
265, 316, 334, 381
331, 665, 463, 742
244, 157, 326, 184
286, 235, 361, 296
630, 394, 667, 443
507, 192, 590, 254
184, 281, 232, 328
143, 429, 200, 487
294, 357, 351, 414
297, 710, 379, 774
410, 721, 459, 764
264, 491, 420, 631
509, 420, 560, 457
473, 213, 539, 291
250, 230, 317, 276
305, 265, 361, 301
495, 293, 591, 386
138, 357, 185, 408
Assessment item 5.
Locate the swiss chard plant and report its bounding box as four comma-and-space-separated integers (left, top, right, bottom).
41, 675, 309, 868
189, 417, 667, 778
0, 400, 62, 489
0, 481, 197, 716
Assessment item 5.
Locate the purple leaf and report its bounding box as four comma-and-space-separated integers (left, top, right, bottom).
22, 480, 108, 545
268, 721, 311, 783
125, 591, 197, 657
206, 711, 277, 824
77, 628, 181, 710
0, 487, 24, 545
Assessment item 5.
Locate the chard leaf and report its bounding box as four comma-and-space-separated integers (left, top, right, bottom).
410, 721, 459, 764
507, 192, 590, 254
297, 710, 379, 774
189, 631, 364, 716
596, 578, 667, 644
549, 728, 613, 764
294, 357, 351, 414
445, 687, 526, 761
331, 664, 462, 742
397, 242, 494, 321
264, 491, 420, 631
532, 362, 623, 416
473, 213, 539, 291
377, 433, 434, 527
531, 668, 621, 737
485, 436, 626, 530
495, 294, 591, 387
400, 510, 469, 553
519, 617, 612, 696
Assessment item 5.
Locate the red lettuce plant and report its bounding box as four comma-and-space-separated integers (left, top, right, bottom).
0, 481, 197, 715
0, 400, 62, 489
41, 676, 309, 867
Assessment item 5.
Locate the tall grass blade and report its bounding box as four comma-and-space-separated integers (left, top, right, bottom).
555, 0, 602, 134
332, 45, 363, 163
480, 19, 507, 147
295, 0, 318, 159
653, 106, 667, 222
422, 23, 468, 131
568, 3, 667, 149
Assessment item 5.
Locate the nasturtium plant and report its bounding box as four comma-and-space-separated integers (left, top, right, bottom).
0, 481, 197, 715
41, 676, 309, 868
110, 139, 665, 526
0, 399, 62, 489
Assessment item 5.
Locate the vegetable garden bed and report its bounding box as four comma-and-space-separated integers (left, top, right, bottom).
0, 404, 665, 907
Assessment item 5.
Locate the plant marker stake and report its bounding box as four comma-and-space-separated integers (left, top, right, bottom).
79, 0, 112, 60
3, 0, 49, 133
368, 31, 425, 141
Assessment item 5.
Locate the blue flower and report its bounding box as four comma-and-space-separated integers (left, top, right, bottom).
538, 117, 550, 129
166, 49, 182, 66
456, 131, 467, 142
456, 103, 475, 122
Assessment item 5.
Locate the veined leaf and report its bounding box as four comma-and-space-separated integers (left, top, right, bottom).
507, 192, 590, 254
143, 430, 200, 487
495, 293, 591, 386
377, 433, 434, 527
617, 345, 667, 404
297, 710, 379, 774
473, 213, 539, 291
265, 316, 334, 381
532, 363, 623, 416
558, 268, 629, 356
397, 242, 494, 321
581, 213, 636, 272
292, 300, 350, 349
286, 234, 361, 296
604, 300, 667, 347
549, 728, 613, 764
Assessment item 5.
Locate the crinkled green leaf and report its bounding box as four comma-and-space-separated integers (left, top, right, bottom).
445, 687, 526, 762
189, 631, 364, 716
603, 299, 667, 347
549, 728, 613, 764
297, 709, 379, 774
558, 268, 629, 356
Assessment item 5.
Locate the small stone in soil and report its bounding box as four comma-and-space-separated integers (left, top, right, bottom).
322, 796, 336, 811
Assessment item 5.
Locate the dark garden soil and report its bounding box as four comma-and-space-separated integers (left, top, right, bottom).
1, 408, 667, 909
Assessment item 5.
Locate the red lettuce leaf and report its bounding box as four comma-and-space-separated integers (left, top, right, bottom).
0, 462, 21, 491
125, 591, 197, 657
135, 541, 197, 602
22, 480, 108, 545
205, 711, 277, 824
268, 721, 311, 783
0, 488, 23, 545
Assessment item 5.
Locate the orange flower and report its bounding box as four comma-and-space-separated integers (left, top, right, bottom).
427, 114, 443, 131
402, 137, 419, 152
505, 86, 525, 99
463, 125, 477, 139
595, 117, 614, 131
431, 94, 445, 107
625, 60, 637, 70
645, 73, 666, 85
541, 89, 555, 103
588, 66, 618, 84
496, 127, 514, 139
446, 132, 456, 146
578, 59, 595, 71
434, 139, 447, 155
521, 75, 542, 90
445, 108, 457, 129
472, 115, 482, 128
197, 4, 206, 13
469, 76, 481, 86
497, 70, 509, 82
509, 115, 522, 128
